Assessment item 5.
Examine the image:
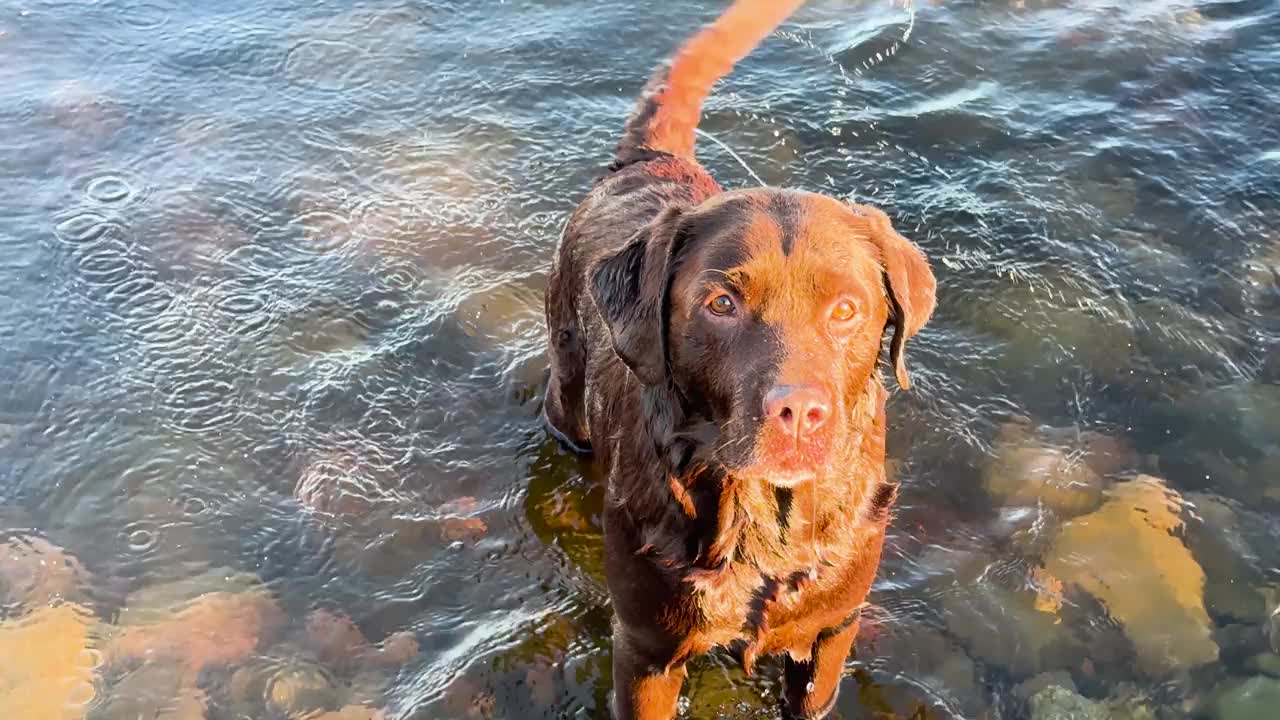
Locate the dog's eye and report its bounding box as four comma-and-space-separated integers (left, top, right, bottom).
831, 300, 857, 322
707, 294, 736, 316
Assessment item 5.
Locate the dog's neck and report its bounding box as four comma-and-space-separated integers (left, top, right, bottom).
618, 374, 894, 582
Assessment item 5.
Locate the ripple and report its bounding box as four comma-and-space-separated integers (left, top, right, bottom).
104, 274, 177, 319
116, 2, 171, 31
161, 377, 243, 432
208, 278, 279, 336
75, 238, 141, 289
376, 262, 423, 293
291, 208, 358, 256
84, 172, 137, 205
282, 38, 375, 93
119, 520, 161, 555
53, 211, 125, 247
177, 493, 219, 517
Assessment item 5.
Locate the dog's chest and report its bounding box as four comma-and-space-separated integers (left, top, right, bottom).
693, 564, 826, 656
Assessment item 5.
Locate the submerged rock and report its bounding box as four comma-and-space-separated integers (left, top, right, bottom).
1184, 493, 1267, 625
304, 608, 370, 670
266, 660, 340, 716
942, 577, 1075, 678
108, 570, 283, 680
1040, 476, 1218, 675
228, 656, 340, 718
310, 706, 385, 720
302, 608, 420, 671
1209, 676, 1280, 720
0, 603, 98, 720
1028, 684, 1155, 720
863, 624, 990, 717
93, 663, 207, 720
0, 534, 91, 612
983, 422, 1108, 516
1246, 653, 1280, 679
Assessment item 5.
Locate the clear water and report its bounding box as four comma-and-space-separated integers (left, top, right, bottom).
1, 0, 1278, 718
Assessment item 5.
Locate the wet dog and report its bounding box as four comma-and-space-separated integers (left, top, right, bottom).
542, 1, 936, 718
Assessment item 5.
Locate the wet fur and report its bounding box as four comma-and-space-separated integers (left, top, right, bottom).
542, 2, 936, 719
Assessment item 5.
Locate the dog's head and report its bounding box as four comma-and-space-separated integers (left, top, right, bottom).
589, 188, 935, 487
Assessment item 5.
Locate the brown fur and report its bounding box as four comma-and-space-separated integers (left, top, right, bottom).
542, 2, 936, 718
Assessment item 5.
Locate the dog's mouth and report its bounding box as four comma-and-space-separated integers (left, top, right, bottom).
733, 447, 830, 488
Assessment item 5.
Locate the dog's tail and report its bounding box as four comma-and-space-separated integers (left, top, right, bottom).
615, 0, 806, 166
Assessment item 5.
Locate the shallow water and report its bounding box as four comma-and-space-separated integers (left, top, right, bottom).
1, 0, 1278, 718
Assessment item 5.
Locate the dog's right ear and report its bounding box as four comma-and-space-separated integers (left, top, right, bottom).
589, 207, 686, 386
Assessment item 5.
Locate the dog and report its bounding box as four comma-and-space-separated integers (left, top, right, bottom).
541, 1, 936, 718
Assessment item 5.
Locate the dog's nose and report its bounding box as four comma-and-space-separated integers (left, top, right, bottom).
763, 385, 830, 440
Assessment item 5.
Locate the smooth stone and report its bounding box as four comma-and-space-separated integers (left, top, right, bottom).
309, 706, 385, 720
1016, 671, 1077, 702
115, 566, 263, 626
108, 586, 284, 680
943, 579, 1075, 678
1210, 676, 1280, 720
0, 534, 91, 612
92, 663, 207, 720
266, 660, 339, 716
1245, 653, 1280, 679
1216, 624, 1268, 666
1029, 684, 1155, 720
1268, 598, 1280, 655
1041, 476, 1218, 675
0, 603, 98, 720
983, 422, 1106, 517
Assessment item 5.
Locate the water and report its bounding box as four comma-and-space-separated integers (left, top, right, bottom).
1, 0, 1278, 718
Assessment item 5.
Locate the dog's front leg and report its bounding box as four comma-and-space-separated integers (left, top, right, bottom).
610, 631, 687, 720
781, 621, 858, 720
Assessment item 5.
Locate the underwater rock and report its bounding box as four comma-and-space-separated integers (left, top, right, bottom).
1184, 492, 1267, 625
372, 630, 419, 666
942, 577, 1075, 678
309, 706, 386, 720
1246, 653, 1280, 679
93, 662, 207, 720
0, 603, 98, 720
1216, 623, 1269, 667
266, 660, 340, 716
108, 569, 283, 679
1209, 676, 1280, 720
1041, 476, 1218, 675
1028, 685, 1103, 720
865, 624, 989, 717
1028, 684, 1155, 720
1268, 598, 1280, 655
302, 608, 419, 671
1015, 671, 1077, 703
983, 422, 1107, 516
304, 608, 370, 669
438, 496, 488, 544
228, 656, 340, 718
293, 447, 414, 521
1262, 346, 1280, 385
0, 534, 91, 612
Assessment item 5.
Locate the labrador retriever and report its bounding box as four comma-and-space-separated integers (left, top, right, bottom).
542, 1, 936, 717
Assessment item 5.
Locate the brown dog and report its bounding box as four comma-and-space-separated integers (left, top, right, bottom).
542, 1, 936, 718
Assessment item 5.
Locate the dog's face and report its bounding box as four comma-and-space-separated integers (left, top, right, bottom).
590, 189, 935, 486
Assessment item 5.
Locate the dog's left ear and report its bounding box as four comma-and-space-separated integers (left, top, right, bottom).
588, 207, 686, 386
851, 204, 936, 390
